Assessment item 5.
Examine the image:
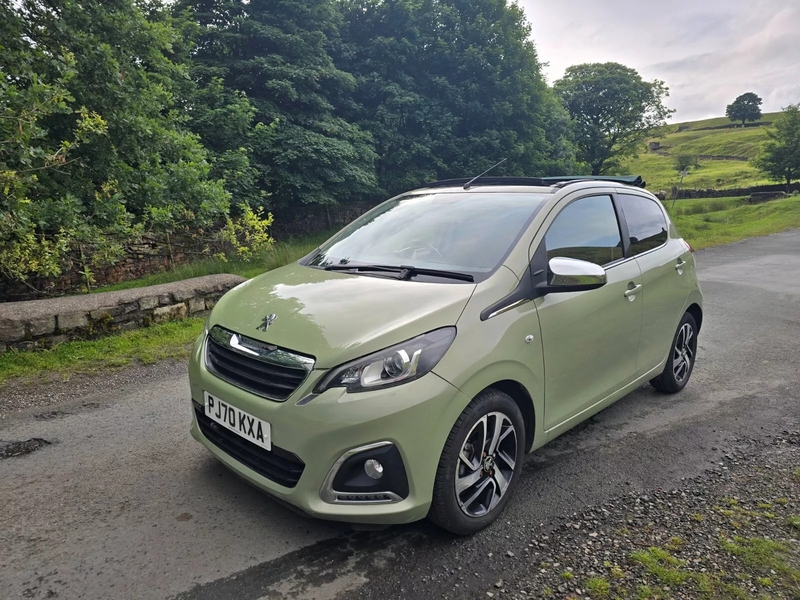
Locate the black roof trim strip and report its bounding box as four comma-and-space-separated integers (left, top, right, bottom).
545, 175, 646, 188
421, 177, 549, 189
420, 175, 646, 190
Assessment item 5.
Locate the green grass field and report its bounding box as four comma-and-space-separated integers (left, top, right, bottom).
660, 127, 769, 158
669, 195, 800, 249
629, 153, 773, 192
624, 112, 781, 192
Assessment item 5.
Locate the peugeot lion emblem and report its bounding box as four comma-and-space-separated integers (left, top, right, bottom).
257, 313, 277, 332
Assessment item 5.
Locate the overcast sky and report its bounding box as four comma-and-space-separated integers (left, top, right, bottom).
520, 0, 800, 122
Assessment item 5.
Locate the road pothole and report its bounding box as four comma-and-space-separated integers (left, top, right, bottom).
35, 410, 72, 420
1, 438, 51, 459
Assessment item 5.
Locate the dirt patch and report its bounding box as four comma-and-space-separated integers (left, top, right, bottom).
0, 359, 188, 419
1, 438, 51, 458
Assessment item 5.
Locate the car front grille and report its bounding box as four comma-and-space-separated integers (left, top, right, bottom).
194, 402, 305, 488
205, 327, 312, 400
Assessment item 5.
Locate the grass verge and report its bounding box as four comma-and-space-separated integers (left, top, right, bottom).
670, 196, 800, 250
0, 318, 204, 384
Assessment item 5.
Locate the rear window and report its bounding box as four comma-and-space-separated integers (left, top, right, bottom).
619, 195, 668, 256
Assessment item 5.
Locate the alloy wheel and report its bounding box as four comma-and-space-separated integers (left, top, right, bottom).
673, 322, 695, 384
455, 411, 518, 517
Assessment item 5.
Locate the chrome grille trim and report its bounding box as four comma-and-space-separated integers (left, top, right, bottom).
205, 326, 315, 400
208, 326, 314, 372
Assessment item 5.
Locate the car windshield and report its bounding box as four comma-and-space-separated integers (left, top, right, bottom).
305, 192, 549, 279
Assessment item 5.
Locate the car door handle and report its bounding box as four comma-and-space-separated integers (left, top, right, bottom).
624, 284, 642, 298
675, 259, 687, 273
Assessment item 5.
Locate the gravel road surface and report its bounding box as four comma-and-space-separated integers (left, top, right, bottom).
1, 230, 799, 599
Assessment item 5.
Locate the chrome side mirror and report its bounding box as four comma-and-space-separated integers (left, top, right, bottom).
547, 257, 607, 292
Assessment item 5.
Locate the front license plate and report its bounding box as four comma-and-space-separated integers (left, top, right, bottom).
204, 391, 271, 451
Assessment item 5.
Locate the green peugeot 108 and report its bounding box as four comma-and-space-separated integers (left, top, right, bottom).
188, 176, 703, 535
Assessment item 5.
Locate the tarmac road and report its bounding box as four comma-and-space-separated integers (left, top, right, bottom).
1, 230, 798, 600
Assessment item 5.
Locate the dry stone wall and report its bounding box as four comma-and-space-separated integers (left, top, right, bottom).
0, 274, 245, 353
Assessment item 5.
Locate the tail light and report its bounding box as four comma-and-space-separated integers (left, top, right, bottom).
682, 240, 694, 253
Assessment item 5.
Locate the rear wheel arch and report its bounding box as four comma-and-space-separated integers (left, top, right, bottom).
686, 303, 703, 332
484, 380, 536, 452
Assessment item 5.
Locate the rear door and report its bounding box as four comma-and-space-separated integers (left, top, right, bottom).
618, 193, 691, 375
535, 194, 643, 430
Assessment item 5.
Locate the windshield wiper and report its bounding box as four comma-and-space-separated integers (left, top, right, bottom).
323, 264, 404, 276
397, 265, 474, 282
323, 263, 474, 282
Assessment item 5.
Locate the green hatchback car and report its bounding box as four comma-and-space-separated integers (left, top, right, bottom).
188, 176, 703, 535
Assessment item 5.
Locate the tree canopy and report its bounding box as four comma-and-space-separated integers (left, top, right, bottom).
335, 0, 578, 196
554, 62, 673, 175
753, 104, 800, 188
4, 0, 683, 288
1, 0, 230, 283
726, 92, 763, 127
180, 0, 380, 208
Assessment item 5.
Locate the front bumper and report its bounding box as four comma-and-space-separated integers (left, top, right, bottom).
187, 335, 468, 524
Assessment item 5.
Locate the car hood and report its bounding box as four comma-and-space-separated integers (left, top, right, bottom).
209, 263, 476, 369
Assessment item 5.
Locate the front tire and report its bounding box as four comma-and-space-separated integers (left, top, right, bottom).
650, 312, 698, 394
429, 389, 525, 535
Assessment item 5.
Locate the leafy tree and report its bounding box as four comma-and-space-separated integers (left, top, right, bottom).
672, 153, 698, 173
554, 62, 674, 175
187, 76, 266, 210
180, 0, 379, 208
1, 0, 233, 285
753, 104, 800, 189
0, 4, 109, 281
726, 92, 763, 127
335, 0, 577, 196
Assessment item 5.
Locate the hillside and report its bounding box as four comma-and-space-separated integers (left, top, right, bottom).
624, 112, 781, 192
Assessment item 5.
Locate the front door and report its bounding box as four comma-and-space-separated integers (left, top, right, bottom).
534, 195, 644, 430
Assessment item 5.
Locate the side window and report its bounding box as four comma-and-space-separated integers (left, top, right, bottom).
619, 195, 668, 256
545, 196, 623, 266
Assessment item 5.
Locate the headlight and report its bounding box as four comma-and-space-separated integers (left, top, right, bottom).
314, 327, 456, 393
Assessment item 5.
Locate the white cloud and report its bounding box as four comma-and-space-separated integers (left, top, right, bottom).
520, 0, 800, 121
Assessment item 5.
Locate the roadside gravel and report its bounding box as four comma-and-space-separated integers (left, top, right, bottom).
0, 360, 188, 419
482, 433, 800, 599
341, 431, 800, 600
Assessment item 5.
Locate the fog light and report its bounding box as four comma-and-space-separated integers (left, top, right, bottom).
364, 459, 384, 479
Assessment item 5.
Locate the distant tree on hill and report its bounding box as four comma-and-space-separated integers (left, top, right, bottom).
554, 62, 674, 175
673, 153, 698, 173
726, 93, 763, 127
753, 104, 800, 189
